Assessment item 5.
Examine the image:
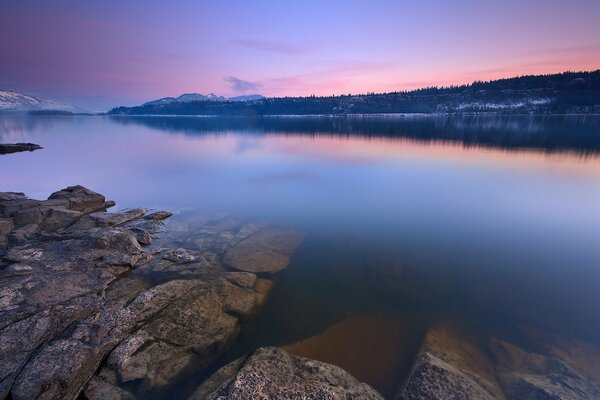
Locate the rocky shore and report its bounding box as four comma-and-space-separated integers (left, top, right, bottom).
2, 186, 599, 400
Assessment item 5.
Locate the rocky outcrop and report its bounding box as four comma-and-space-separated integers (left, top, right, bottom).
0, 142, 42, 155
190, 347, 384, 400
0, 186, 303, 400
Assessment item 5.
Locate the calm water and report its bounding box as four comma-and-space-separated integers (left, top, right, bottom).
2, 114, 600, 397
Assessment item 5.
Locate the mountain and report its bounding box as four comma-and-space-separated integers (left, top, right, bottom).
0, 90, 87, 113
110, 70, 600, 116
141, 93, 264, 107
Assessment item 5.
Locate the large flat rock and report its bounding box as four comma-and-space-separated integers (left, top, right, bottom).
223, 227, 304, 273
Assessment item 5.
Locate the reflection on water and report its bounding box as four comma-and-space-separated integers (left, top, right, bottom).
2, 114, 600, 397
109, 114, 600, 155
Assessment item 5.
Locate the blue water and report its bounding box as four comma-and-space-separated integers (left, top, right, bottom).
2, 114, 600, 396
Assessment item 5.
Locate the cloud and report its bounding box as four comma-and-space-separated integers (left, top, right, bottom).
232, 39, 314, 56
224, 76, 261, 93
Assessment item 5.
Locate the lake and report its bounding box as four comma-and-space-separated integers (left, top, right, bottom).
1, 114, 600, 398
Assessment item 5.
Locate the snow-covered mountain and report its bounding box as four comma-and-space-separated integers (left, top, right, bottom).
0, 90, 86, 113
142, 93, 264, 106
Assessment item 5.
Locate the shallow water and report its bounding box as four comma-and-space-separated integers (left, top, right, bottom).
2, 114, 600, 397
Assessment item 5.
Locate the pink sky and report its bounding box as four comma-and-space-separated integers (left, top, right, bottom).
1, 0, 599, 110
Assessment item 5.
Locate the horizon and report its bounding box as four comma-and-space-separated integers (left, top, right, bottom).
2, 0, 600, 110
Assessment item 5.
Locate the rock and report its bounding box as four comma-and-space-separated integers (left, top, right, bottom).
41, 207, 83, 232
8, 223, 40, 243
401, 322, 505, 400
283, 313, 423, 398
0, 217, 14, 235
191, 347, 384, 400
253, 278, 273, 310
162, 248, 196, 263
223, 227, 304, 273
84, 373, 134, 400
13, 207, 45, 227
0, 143, 42, 154
403, 353, 498, 400
89, 208, 147, 227
144, 211, 173, 220
0, 192, 26, 201
491, 331, 600, 400
48, 185, 107, 213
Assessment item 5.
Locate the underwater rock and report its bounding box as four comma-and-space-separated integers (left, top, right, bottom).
223, 227, 304, 273
491, 328, 600, 400
402, 322, 505, 400
283, 313, 423, 398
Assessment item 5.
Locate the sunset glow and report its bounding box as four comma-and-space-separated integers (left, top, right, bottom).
1, 0, 599, 110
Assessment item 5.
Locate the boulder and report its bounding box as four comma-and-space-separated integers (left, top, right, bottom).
223, 227, 304, 273
190, 347, 384, 400
48, 185, 107, 213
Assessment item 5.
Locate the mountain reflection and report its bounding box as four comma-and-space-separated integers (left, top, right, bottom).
108, 115, 600, 155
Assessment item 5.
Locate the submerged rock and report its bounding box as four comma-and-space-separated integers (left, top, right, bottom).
223, 227, 304, 273
190, 347, 384, 400
491, 328, 600, 400
283, 313, 423, 398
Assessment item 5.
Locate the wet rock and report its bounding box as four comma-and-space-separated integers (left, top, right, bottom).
253, 278, 273, 310
491, 330, 600, 400
190, 347, 384, 400
401, 322, 505, 400
223, 227, 304, 273
145, 210, 173, 220
0, 142, 42, 154
403, 353, 498, 400
162, 247, 196, 263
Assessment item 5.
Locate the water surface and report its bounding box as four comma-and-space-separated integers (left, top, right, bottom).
2, 114, 600, 397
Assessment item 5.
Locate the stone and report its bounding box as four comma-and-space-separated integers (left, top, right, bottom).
401, 322, 505, 400
8, 223, 40, 243
41, 206, 83, 232
13, 207, 44, 227
491, 331, 600, 400
253, 279, 273, 310
144, 211, 173, 220
162, 248, 196, 263
0, 217, 15, 235
48, 185, 106, 213
89, 208, 147, 227
190, 347, 384, 400
0, 143, 42, 154
223, 227, 304, 273
403, 353, 498, 400
0, 192, 26, 202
